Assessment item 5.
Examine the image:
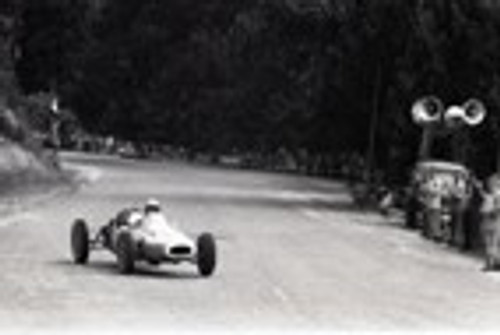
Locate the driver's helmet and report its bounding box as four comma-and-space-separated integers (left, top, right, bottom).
145, 198, 161, 213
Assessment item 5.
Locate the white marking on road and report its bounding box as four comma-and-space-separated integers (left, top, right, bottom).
86, 167, 103, 182
484, 272, 500, 283
76, 165, 103, 183
299, 207, 389, 236
300, 208, 326, 221
272, 286, 290, 304
62, 162, 103, 184
0, 211, 37, 228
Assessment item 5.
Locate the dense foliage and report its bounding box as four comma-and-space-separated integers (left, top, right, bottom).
10, 0, 500, 182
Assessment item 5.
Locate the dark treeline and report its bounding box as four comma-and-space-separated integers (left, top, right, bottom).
10, 0, 500, 183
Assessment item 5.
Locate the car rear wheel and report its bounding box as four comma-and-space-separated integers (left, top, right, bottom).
71, 219, 89, 264
197, 233, 216, 277
116, 232, 135, 274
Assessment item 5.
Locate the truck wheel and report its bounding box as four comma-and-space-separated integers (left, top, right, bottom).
421, 212, 431, 239
116, 232, 135, 274
197, 233, 216, 277
458, 207, 477, 251
442, 216, 454, 245
428, 210, 443, 241
451, 214, 466, 249
405, 196, 419, 229
71, 219, 89, 264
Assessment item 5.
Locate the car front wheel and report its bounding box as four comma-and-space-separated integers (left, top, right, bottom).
197, 233, 217, 277
116, 232, 136, 274
71, 219, 90, 264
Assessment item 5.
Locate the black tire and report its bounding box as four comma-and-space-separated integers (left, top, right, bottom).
71, 219, 89, 264
441, 213, 455, 245
420, 212, 431, 239
451, 213, 467, 249
431, 212, 442, 241
197, 233, 217, 277
116, 232, 135, 274
405, 196, 419, 229
457, 205, 477, 251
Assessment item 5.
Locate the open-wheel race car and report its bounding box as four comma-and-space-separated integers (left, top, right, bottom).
70, 202, 217, 277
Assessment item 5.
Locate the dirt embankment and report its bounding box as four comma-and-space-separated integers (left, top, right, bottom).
0, 139, 73, 215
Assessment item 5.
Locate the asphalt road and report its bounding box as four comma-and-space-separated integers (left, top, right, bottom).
0, 152, 500, 334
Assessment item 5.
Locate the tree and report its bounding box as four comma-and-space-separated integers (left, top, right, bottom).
13, 0, 500, 181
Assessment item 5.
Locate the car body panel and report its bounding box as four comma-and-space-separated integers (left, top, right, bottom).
103, 209, 197, 263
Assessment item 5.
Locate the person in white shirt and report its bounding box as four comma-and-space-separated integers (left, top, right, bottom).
135, 198, 196, 259
140, 198, 177, 239
482, 176, 500, 270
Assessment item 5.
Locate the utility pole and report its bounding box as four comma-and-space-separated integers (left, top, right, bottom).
50, 96, 61, 149
365, 61, 382, 187
0, 7, 18, 107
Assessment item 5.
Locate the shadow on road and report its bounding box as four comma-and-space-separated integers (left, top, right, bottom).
50, 259, 202, 280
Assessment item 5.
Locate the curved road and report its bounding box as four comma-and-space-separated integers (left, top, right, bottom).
0, 152, 499, 333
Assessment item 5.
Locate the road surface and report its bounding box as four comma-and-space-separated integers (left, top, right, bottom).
0, 152, 499, 334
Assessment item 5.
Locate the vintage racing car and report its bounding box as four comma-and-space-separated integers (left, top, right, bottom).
70, 207, 217, 277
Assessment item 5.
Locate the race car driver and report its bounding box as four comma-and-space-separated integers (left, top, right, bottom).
140, 198, 178, 238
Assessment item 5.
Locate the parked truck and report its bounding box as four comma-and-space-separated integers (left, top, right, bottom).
405, 96, 486, 250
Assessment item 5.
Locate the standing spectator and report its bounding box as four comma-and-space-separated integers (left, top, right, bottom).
481, 174, 500, 270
